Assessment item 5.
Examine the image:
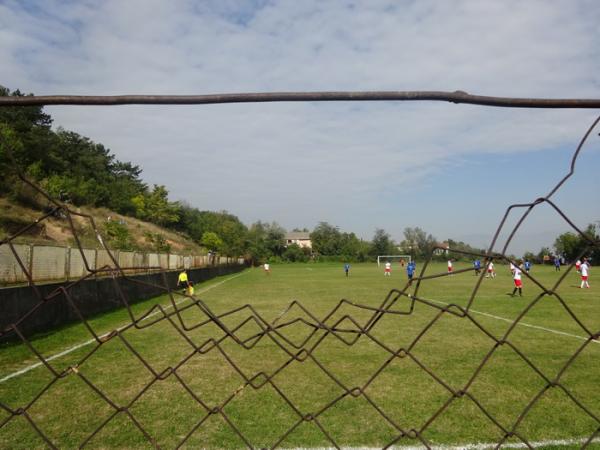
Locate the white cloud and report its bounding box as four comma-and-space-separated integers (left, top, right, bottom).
1, 0, 599, 253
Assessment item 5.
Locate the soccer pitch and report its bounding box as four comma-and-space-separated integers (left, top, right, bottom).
0, 262, 598, 449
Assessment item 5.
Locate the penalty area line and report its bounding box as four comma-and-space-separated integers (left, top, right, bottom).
0, 272, 246, 384
425, 298, 599, 345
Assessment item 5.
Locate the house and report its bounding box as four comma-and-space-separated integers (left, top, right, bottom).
285, 232, 312, 249
433, 241, 450, 256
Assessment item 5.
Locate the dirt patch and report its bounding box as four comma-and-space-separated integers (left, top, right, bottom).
1, 196, 203, 254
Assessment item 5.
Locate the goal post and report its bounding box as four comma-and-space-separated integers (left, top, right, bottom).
377, 255, 412, 267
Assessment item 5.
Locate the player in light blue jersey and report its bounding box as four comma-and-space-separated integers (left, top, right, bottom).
407, 261, 416, 285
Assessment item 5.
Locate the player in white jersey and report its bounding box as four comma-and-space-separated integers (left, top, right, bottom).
447, 260, 453, 274
384, 261, 391, 276
580, 259, 590, 288
486, 261, 496, 278
511, 263, 523, 297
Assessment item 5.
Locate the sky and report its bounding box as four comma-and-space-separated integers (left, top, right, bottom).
1, 0, 599, 255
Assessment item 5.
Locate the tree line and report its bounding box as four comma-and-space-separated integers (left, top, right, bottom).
1, 86, 596, 265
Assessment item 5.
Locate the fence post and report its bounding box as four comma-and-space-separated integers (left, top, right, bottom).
93, 248, 97, 277
28, 244, 34, 281
65, 247, 71, 281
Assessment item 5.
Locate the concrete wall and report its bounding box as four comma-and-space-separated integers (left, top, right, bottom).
0, 264, 245, 340
0, 243, 245, 285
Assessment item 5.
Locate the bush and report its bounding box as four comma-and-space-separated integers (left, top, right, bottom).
144, 231, 171, 253
104, 220, 135, 251
282, 244, 309, 263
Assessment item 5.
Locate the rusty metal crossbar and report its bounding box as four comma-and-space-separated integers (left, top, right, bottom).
0, 95, 599, 449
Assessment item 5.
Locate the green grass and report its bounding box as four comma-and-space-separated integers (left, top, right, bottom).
1, 262, 599, 449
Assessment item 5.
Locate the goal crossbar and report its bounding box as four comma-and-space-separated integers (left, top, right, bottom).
377, 255, 411, 267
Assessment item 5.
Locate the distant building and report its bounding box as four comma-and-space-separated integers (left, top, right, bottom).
433, 241, 450, 256
285, 232, 312, 249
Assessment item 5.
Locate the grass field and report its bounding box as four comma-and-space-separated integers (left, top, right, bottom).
0, 262, 598, 449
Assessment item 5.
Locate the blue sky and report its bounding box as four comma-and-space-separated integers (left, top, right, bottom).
0, 0, 599, 254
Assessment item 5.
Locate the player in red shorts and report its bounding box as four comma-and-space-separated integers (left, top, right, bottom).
447, 259, 453, 274
384, 261, 392, 276
486, 261, 496, 278
580, 259, 590, 288
510, 262, 523, 297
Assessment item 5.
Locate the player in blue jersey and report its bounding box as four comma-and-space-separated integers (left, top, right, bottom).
554, 257, 561, 271
524, 259, 531, 273
407, 261, 416, 285
344, 263, 350, 277
473, 259, 481, 275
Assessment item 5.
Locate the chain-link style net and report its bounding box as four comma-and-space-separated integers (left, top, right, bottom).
0, 113, 599, 449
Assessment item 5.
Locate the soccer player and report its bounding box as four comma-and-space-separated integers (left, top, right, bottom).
580, 259, 590, 288
400, 258, 405, 267
447, 259, 453, 274
187, 281, 195, 296
264, 262, 271, 275
384, 261, 392, 276
344, 263, 350, 277
177, 269, 190, 293
486, 261, 496, 278
473, 259, 481, 276
524, 259, 532, 273
575, 259, 581, 273
511, 262, 523, 297
407, 260, 415, 285
554, 257, 561, 271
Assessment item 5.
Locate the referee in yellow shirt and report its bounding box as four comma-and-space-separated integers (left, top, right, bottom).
177, 269, 190, 293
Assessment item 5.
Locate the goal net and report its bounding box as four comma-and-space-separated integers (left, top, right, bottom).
377, 255, 411, 267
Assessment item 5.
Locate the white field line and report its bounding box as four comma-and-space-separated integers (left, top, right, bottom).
288, 436, 600, 449
3, 273, 596, 384
0, 272, 246, 384
425, 297, 600, 344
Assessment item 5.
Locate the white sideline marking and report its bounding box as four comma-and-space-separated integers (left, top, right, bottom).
288, 436, 599, 449
425, 298, 599, 345
0, 272, 246, 384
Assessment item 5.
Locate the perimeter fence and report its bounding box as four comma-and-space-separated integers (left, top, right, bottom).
0, 92, 599, 449
0, 243, 241, 285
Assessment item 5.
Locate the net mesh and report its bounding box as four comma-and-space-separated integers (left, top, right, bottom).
0, 114, 599, 449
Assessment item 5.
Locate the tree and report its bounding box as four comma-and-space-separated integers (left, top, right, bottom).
201, 231, 223, 252
245, 221, 269, 265
310, 222, 342, 256
244, 221, 285, 264
339, 232, 370, 261
132, 185, 180, 226
1, 86, 146, 214
104, 221, 135, 251
371, 228, 396, 257
537, 247, 552, 264
554, 224, 600, 262
522, 251, 537, 263
400, 227, 437, 259
264, 222, 286, 257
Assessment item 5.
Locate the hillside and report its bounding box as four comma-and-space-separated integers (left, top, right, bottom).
0, 196, 204, 254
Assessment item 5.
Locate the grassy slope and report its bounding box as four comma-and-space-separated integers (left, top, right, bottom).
0, 196, 203, 254
0, 262, 598, 449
